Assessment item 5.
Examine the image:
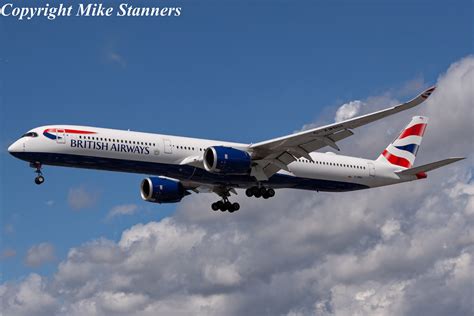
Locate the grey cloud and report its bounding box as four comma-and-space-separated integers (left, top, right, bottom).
1, 56, 473, 316
25, 242, 55, 267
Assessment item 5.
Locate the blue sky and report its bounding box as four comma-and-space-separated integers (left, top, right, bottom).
1, 1, 472, 280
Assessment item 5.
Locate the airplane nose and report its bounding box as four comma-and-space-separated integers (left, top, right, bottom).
8, 140, 22, 153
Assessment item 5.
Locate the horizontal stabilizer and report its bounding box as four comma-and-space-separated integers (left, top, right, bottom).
396, 157, 465, 176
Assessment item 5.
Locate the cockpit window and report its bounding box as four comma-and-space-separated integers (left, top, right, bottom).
21, 132, 38, 138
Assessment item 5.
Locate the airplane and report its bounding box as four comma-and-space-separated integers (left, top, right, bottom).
8, 86, 464, 213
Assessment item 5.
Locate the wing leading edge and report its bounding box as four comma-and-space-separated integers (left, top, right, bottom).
248, 86, 436, 180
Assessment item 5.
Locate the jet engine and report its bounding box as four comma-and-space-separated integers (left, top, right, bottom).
203, 146, 251, 175
140, 177, 190, 203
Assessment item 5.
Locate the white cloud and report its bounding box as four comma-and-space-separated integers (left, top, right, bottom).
106, 204, 139, 220
25, 243, 55, 267
68, 186, 99, 210
203, 263, 242, 286
0, 274, 57, 316
380, 219, 401, 240
329, 281, 408, 316
334, 100, 363, 122
107, 51, 127, 68
1, 56, 473, 316
98, 291, 149, 314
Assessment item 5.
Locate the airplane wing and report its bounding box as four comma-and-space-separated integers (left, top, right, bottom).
248, 86, 436, 180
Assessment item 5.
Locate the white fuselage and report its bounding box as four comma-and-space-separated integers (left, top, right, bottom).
8, 125, 418, 192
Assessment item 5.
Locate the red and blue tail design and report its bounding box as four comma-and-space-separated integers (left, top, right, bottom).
376, 116, 428, 168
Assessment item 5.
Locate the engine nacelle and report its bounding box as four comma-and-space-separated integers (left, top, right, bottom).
203, 146, 251, 175
140, 177, 189, 204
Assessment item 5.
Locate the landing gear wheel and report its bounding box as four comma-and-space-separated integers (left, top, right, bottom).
247, 186, 275, 199
232, 202, 240, 212
215, 201, 224, 212
228, 202, 240, 213
211, 189, 240, 213
34, 175, 45, 185
31, 162, 45, 185
218, 201, 228, 212
267, 188, 275, 197
252, 187, 262, 198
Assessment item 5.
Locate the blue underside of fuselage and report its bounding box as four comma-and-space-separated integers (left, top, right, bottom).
10, 152, 369, 192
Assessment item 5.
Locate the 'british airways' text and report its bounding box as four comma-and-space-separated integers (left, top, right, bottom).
70, 140, 150, 155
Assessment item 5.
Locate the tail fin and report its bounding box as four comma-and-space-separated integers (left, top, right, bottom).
376, 116, 428, 168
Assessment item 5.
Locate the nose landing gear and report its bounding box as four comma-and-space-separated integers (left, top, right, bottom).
30, 162, 45, 185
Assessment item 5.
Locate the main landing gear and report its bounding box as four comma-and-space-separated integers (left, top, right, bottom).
245, 186, 275, 199
211, 198, 240, 213
30, 162, 45, 185
210, 188, 240, 213
209, 186, 274, 213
